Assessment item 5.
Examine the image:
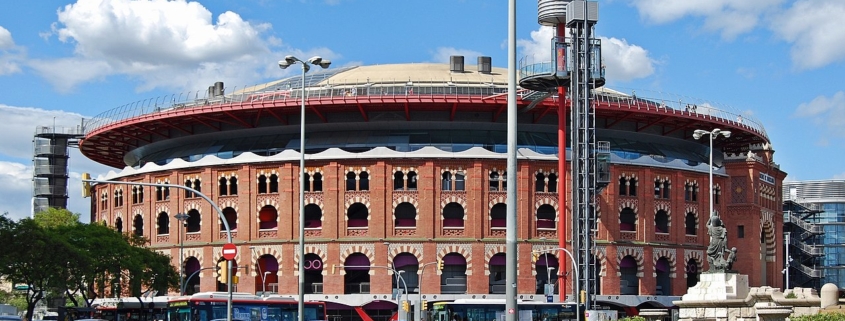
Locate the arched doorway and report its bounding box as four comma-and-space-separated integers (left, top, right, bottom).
655, 257, 671, 295
440, 253, 467, 294
344, 253, 370, 294
303, 253, 323, 294
254, 254, 279, 295
619, 256, 639, 295
534, 253, 558, 295
183, 257, 201, 295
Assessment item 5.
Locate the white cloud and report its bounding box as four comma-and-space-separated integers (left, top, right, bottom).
34, 0, 341, 93
0, 25, 22, 75
770, 0, 845, 70
516, 27, 655, 82
793, 91, 845, 137
629, 0, 784, 40
0, 161, 32, 220
0, 26, 14, 49
517, 26, 554, 64
599, 37, 655, 82
0, 104, 112, 222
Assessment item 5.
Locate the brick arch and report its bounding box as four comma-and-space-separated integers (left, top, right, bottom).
218, 171, 238, 181
441, 167, 467, 175
684, 250, 704, 278
617, 247, 644, 277
339, 245, 376, 266
345, 167, 370, 176
533, 197, 559, 214
183, 248, 205, 276
251, 245, 283, 276
154, 206, 169, 232
762, 218, 776, 261
652, 248, 678, 278
392, 195, 419, 210
255, 169, 279, 182
437, 245, 473, 276
488, 195, 507, 210
256, 199, 279, 223
388, 245, 424, 276
440, 196, 467, 219
594, 246, 608, 277
618, 200, 638, 214
533, 197, 560, 230
484, 245, 506, 276
304, 197, 324, 210
684, 205, 700, 231
393, 166, 419, 176
345, 197, 371, 210
654, 202, 672, 228
218, 200, 239, 228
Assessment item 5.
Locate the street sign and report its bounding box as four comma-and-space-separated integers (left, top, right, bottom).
222, 243, 237, 260
546, 295, 553, 302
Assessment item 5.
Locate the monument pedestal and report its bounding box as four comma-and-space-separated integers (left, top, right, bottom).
676, 273, 756, 321
683, 272, 749, 301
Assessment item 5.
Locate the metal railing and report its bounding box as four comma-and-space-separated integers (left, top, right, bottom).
82, 78, 767, 141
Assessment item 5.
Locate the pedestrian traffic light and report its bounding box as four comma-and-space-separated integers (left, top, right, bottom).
437, 259, 444, 270
402, 300, 409, 312
82, 173, 91, 198
216, 260, 229, 284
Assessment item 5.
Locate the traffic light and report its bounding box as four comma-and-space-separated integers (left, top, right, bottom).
331, 264, 337, 274
532, 252, 539, 262
81, 173, 91, 198
216, 260, 229, 284
421, 300, 427, 309
437, 260, 444, 270
402, 300, 409, 312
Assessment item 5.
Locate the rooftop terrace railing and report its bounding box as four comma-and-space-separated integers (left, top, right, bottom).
82, 77, 767, 141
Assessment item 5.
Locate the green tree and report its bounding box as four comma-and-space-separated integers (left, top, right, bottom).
33, 208, 80, 229
0, 217, 76, 321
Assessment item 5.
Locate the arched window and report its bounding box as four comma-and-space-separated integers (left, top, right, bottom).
157, 212, 169, 235
258, 175, 268, 194
490, 203, 506, 229
619, 256, 639, 295
133, 214, 143, 237
535, 173, 546, 192
394, 203, 416, 228
218, 177, 228, 196
304, 204, 322, 229
548, 173, 557, 192
229, 177, 238, 195
442, 172, 452, 191
443, 203, 464, 228
258, 205, 278, 230
655, 257, 671, 295
186, 209, 201, 233
115, 217, 123, 233
313, 173, 323, 192
686, 258, 700, 288
269, 174, 279, 193
347, 203, 369, 228
440, 253, 468, 294
394, 172, 405, 190
685, 212, 697, 235
343, 253, 371, 294
221, 207, 237, 231
620, 207, 636, 231
655, 210, 669, 233
346, 172, 357, 191
536, 204, 556, 230
359, 172, 369, 191
407, 171, 418, 190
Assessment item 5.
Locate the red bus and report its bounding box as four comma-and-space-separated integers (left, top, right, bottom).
167, 292, 326, 321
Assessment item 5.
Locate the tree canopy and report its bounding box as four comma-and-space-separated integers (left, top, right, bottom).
0, 210, 179, 320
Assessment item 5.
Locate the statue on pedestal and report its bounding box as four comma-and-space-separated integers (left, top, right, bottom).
707, 214, 738, 272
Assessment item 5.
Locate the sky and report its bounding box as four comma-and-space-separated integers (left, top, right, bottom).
1, 0, 844, 222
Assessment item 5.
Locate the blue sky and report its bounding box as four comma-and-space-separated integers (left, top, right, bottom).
1, 0, 844, 221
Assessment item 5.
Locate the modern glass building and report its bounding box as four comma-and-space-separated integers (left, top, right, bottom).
783, 180, 845, 289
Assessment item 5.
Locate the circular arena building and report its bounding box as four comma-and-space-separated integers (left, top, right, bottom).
80, 59, 785, 318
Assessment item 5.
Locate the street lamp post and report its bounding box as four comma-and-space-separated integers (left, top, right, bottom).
417, 262, 437, 321
783, 232, 792, 290
262, 271, 271, 296
693, 128, 731, 217
533, 248, 579, 303
175, 213, 189, 295
279, 55, 331, 321
546, 265, 556, 297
